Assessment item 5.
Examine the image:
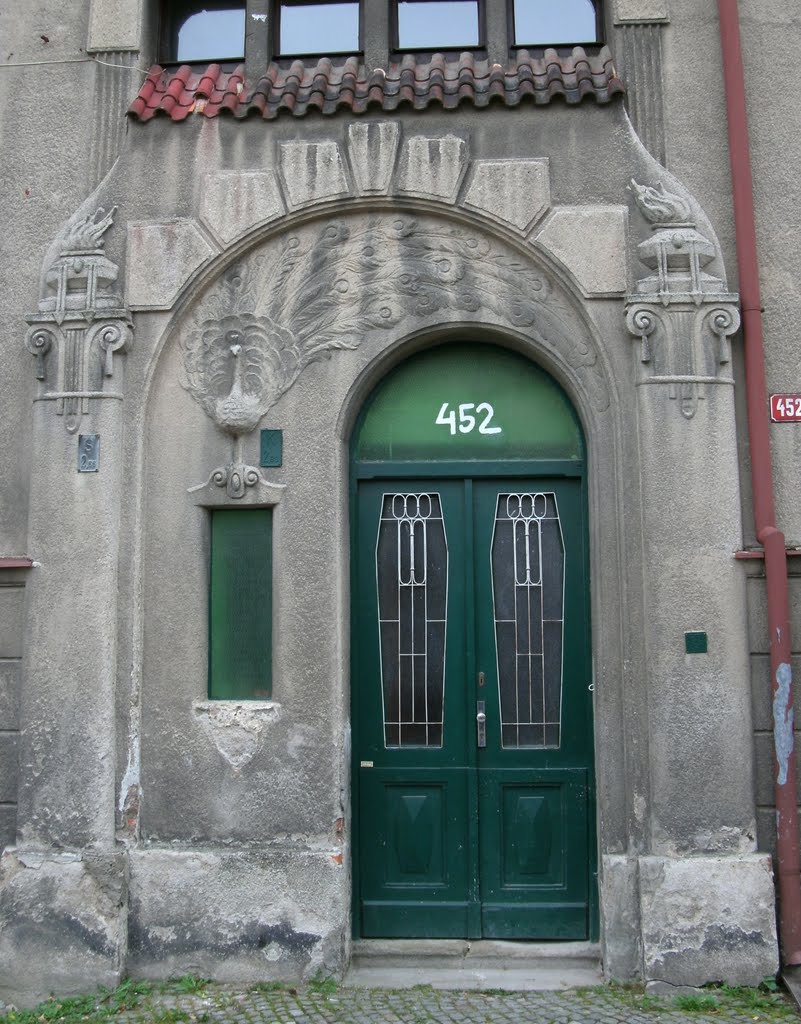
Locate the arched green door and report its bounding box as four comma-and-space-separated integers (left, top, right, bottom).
351, 344, 595, 939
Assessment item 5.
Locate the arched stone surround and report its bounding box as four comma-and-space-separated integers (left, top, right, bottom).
124, 202, 634, 978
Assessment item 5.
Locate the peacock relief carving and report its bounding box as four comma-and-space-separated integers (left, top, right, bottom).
181, 216, 595, 497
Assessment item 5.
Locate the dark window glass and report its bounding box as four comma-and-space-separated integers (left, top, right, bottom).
209, 508, 272, 700
492, 492, 564, 749
513, 0, 599, 46
279, 1, 360, 55
397, 0, 480, 50
376, 493, 448, 748
173, 5, 246, 62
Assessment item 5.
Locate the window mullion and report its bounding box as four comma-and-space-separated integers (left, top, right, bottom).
363, 0, 389, 71
246, 0, 272, 79
485, 0, 510, 65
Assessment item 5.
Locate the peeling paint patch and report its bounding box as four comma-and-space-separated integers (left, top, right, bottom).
772, 663, 795, 786
119, 745, 141, 815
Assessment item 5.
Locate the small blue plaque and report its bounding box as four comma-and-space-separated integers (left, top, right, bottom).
78, 434, 100, 473
260, 429, 283, 468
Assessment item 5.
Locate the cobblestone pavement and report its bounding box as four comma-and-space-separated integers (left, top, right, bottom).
94, 982, 799, 1024
3, 980, 799, 1024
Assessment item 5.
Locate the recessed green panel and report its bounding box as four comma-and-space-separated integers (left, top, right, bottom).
356, 345, 583, 463
260, 429, 283, 468
685, 631, 708, 654
209, 508, 272, 700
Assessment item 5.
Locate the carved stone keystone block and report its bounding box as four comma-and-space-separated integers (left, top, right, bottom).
278, 141, 350, 208
534, 206, 628, 296
126, 219, 217, 309
398, 135, 468, 203
348, 122, 401, 195
200, 171, 286, 245
463, 159, 551, 232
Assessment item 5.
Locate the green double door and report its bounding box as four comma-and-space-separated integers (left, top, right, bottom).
354, 474, 594, 940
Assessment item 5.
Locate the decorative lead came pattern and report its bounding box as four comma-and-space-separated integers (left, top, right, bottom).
491, 493, 564, 748
376, 494, 448, 747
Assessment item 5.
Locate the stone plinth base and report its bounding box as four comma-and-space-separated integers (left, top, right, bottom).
639, 853, 778, 986
602, 852, 779, 985
0, 847, 127, 1008
127, 847, 347, 982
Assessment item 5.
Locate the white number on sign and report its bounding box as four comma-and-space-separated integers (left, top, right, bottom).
435, 402, 502, 436
776, 397, 801, 417
476, 402, 502, 434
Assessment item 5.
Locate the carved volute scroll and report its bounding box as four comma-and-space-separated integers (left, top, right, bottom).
625, 180, 740, 419
182, 215, 608, 497
25, 207, 132, 433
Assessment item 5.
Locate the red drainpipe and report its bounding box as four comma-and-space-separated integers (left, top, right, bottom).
718, 0, 801, 965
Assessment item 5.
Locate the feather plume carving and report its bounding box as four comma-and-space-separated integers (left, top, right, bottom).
180, 217, 582, 436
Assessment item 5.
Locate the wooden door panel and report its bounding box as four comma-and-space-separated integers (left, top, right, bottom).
359, 768, 472, 937
478, 770, 589, 938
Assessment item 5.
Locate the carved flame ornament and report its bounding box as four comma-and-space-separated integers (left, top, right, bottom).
25, 206, 131, 433
625, 181, 740, 420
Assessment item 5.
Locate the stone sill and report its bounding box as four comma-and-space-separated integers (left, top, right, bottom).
193, 699, 282, 769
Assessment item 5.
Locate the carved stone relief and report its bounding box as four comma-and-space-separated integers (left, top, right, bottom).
178, 213, 610, 498
194, 701, 281, 771
625, 181, 740, 419
25, 207, 132, 433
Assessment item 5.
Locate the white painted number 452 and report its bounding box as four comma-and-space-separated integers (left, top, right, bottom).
436, 402, 502, 436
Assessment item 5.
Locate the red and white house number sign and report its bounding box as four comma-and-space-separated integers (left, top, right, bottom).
770, 395, 801, 421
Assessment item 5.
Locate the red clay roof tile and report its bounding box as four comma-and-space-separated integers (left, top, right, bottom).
128, 47, 624, 123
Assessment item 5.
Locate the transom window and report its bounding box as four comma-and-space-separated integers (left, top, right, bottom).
161, 2, 246, 64
278, 0, 361, 56
158, 0, 602, 64
395, 0, 481, 51
512, 0, 600, 47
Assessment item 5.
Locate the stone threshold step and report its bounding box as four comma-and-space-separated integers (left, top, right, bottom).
345, 940, 603, 991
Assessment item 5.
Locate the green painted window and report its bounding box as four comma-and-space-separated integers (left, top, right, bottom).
209, 509, 273, 700
355, 344, 583, 463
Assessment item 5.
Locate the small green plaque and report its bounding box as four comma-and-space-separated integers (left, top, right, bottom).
260, 429, 283, 468
685, 631, 708, 654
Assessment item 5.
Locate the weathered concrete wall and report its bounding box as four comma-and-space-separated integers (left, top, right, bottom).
0, 3, 102, 556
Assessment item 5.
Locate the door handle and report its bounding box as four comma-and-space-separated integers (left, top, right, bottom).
476, 700, 487, 748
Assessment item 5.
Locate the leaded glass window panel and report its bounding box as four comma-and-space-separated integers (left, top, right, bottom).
491, 493, 564, 748
376, 493, 448, 748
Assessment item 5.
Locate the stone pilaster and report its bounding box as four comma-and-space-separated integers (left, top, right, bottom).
624, 180, 777, 985
0, 208, 131, 1005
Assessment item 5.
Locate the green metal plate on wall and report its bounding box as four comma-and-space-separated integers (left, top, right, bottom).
356, 344, 583, 462
685, 631, 708, 654
260, 429, 283, 468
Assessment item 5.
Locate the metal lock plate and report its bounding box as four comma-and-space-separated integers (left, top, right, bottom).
476, 700, 487, 748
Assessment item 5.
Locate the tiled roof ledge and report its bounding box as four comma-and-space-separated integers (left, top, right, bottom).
128, 47, 625, 122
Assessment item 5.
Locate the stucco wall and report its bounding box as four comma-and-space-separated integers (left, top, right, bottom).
0, 0, 797, 1003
